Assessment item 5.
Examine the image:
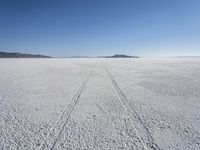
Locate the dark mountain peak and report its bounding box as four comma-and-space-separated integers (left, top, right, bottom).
0, 52, 51, 58
104, 54, 139, 58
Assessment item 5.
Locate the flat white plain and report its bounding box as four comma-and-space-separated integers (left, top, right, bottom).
0, 58, 200, 150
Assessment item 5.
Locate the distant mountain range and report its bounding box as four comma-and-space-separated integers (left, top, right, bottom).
0, 52, 139, 58
66, 54, 139, 58
103, 54, 139, 58
0, 52, 51, 58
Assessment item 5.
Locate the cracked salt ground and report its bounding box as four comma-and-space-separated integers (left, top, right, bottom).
0, 58, 200, 150
53, 64, 146, 149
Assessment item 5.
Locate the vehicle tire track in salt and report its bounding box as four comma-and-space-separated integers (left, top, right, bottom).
38, 66, 94, 150
103, 64, 161, 150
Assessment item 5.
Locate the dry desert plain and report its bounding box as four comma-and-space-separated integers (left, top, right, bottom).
0, 58, 200, 150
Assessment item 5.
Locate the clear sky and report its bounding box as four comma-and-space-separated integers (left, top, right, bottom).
0, 0, 200, 57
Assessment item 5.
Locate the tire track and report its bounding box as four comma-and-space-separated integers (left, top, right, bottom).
38, 65, 94, 150
96, 104, 146, 149
103, 64, 161, 150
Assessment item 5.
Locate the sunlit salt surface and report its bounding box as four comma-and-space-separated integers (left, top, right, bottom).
0, 58, 200, 150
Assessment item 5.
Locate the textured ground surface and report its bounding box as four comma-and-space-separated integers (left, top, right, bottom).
0, 58, 200, 150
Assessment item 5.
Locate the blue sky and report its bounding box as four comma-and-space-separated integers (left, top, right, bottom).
0, 0, 200, 57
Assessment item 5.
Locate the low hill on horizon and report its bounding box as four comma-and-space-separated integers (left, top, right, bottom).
0, 52, 51, 58
103, 54, 139, 58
